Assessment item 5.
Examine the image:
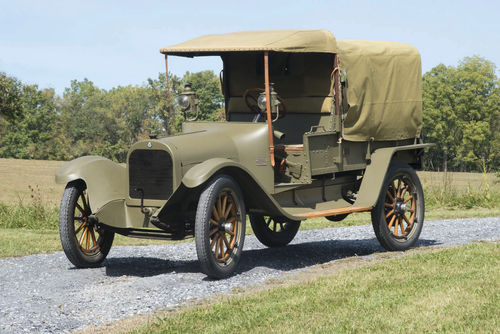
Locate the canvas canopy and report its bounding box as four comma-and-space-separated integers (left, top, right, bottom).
161, 30, 422, 142
160, 30, 337, 56
338, 40, 422, 141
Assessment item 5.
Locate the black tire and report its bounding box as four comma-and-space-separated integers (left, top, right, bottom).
194, 175, 246, 279
371, 162, 424, 251
249, 215, 300, 247
325, 214, 349, 222
59, 181, 114, 268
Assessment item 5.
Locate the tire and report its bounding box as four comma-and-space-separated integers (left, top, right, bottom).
59, 181, 114, 268
194, 175, 246, 279
249, 215, 300, 247
371, 162, 424, 251
325, 214, 349, 222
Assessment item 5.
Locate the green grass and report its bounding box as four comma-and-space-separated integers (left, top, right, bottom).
420, 170, 500, 209
133, 243, 500, 334
0, 229, 169, 258
424, 183, 500, 209
0, 201, 59, 229
0, 229, 62, 257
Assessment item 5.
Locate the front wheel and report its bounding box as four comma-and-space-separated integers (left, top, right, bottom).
371, 162, 424, 251
59, 181, 114, 268
249, 215, 300, 247
195, 175, 246, 279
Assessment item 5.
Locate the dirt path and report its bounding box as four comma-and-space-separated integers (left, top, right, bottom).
0, 217, 498, 334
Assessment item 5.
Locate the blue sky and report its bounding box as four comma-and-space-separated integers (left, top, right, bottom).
1, 0, 499, 94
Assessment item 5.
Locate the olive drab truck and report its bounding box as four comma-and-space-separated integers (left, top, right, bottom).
56, 30, 432, 278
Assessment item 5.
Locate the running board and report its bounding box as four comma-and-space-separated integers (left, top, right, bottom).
295, 206, 372, 219
97, 224, 188, 240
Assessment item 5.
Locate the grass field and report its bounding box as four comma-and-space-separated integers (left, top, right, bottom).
419, 170, 498, 191
0, 158, 65, 205
0, 157, 499, 258
99, 243, 497, 333
1, 157, 498, 206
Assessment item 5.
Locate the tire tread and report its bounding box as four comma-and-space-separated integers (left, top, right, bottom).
371, 162, 424, 251
194, 175, 246, 279
59, 182, 114, 268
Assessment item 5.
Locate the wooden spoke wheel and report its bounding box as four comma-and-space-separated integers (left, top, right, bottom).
59, 181, 114, 268
249, 215, 300, 247
384, 177, 416, 238
74, 191, 101, 254
195, 175, 246, 279
371, 162, 424, 251
209, 192, 239, 262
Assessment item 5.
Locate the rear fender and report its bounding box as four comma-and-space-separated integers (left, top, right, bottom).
55, 156, 126, 212
354, 144, 433, 208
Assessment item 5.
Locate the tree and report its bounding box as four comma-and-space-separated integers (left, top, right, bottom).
422, 64, 459, 172
0, 73, 23, 121
454, 56, 500, 171
145, 70, 225, 135
0, 83, 58, 160
422, 56, 500, 172
147, 72, 182, 135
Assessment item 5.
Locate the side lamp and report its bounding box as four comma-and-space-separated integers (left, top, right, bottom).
177, 83, 199, 121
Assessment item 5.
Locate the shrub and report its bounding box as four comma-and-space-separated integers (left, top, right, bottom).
423, 172, 499, 209
0, 185, 59, 229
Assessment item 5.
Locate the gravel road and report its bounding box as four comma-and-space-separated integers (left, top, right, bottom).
1, 217, 499, 333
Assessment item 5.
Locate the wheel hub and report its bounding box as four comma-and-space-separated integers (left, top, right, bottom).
394, 201, 408, 215
218, 218, 234, 233
218, 217, 226, 232
223, 222, 234, 232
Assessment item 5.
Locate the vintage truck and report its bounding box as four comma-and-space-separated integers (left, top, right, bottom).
56, 30, 431, 278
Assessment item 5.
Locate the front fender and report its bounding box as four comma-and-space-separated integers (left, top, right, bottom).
182, 158, 252, 189
170, 158, 300, 221
55, 156, 126, 211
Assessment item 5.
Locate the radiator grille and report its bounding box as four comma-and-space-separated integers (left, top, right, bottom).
129, 149, 173, 200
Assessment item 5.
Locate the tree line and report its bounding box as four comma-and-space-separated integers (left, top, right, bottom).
0, 56, 499, 172
0, 71, 224, 162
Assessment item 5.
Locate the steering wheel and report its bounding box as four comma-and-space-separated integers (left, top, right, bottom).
243, 88, 287, 122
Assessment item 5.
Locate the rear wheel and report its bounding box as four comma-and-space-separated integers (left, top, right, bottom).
59, 182, 114, 268
195, 175, 246, 279
249, 215, 300, 247
325, 214, 349, 222
371, 162, 424, 251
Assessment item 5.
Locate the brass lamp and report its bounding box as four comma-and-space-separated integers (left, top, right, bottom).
178, 83, 199, 121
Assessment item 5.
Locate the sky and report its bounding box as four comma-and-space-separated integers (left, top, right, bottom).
1, 0, 499, 95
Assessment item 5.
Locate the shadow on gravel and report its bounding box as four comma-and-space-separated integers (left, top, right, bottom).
104, 258, 199, 277
101, 237, 437, 278
232, 238, 438, 276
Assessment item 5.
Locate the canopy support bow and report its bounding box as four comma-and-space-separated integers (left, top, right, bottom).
264, 52, 275, 167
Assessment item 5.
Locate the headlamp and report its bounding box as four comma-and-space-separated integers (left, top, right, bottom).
257, 94, 267, 111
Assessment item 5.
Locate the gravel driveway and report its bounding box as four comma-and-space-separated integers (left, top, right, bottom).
1, 217, 499, 333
